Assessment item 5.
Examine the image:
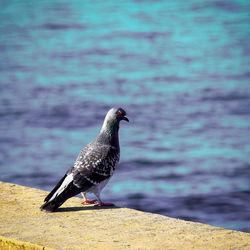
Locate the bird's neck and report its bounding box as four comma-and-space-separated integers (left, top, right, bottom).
99, 120, 120, 148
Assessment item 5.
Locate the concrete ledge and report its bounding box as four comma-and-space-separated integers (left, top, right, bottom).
0, 181, 249, 249
0, 235, 52, 250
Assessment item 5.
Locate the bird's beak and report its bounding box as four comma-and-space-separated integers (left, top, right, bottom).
123, 116, 129, 122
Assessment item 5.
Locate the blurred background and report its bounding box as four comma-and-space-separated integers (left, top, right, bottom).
0, 0, 250, 232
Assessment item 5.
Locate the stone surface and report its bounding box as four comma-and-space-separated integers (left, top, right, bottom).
0, 235, 52, 250
0, 181, 249, 249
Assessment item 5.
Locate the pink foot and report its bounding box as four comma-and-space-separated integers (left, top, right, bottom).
97, 202, 114, 207
82, 199, 97, 205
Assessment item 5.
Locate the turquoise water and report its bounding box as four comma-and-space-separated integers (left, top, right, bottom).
1, 0, 250, 232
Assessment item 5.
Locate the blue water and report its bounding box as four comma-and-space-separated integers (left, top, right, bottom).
1, 0, 250, 232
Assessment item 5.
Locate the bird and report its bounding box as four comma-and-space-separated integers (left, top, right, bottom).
40, 107, 129, 212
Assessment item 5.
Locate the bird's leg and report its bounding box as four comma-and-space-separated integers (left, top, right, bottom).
95, 194, 114, 206
81, 192, 96, 205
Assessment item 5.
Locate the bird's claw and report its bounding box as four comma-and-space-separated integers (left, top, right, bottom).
81, 199, 97, 205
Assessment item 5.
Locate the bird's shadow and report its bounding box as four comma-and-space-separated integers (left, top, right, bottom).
56, 204, 120, 213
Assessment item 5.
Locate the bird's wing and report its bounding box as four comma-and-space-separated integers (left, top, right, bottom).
70, 143, 120, 189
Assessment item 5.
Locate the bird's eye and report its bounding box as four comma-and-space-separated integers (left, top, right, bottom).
117, 110, 122, 115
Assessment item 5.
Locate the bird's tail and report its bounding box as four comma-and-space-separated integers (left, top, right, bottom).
40, 198, 64, 212
40, 175, 81, 212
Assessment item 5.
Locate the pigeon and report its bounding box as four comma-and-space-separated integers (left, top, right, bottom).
40, 107, 129, 212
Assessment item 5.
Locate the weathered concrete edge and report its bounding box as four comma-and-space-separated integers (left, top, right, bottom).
0, 235, 53, 250
1, 181, 250, 249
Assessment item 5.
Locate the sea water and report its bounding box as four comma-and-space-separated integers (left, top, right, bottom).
0, 0, 250, 232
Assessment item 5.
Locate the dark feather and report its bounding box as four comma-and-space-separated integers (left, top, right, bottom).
44, 174, 67, 202
40, 181, 81, 212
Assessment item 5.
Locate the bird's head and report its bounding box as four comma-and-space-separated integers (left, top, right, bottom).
100, 107, 129, 136
110, 107, 129, 123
